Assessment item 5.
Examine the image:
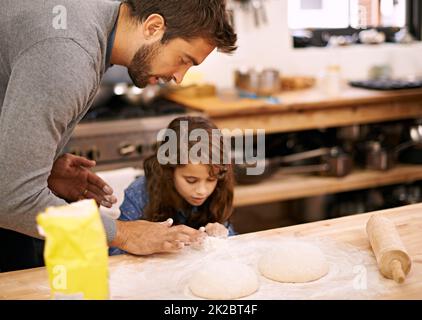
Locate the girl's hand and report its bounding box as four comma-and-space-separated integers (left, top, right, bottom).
204, 222, 229, 238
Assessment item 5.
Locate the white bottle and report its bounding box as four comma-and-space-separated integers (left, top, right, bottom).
322, 65, 343, 97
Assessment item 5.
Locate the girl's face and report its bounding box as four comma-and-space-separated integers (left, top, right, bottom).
173, 164, 218, 207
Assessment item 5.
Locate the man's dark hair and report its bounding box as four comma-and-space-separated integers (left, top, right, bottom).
124, 0, 237, 53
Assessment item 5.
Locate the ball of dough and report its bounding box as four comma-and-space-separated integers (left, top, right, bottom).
189, 261, 259, 299
191, 236, 227, 252
259, 241, 329, 283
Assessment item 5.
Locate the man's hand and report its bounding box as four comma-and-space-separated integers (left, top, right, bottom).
204, 222, 229, 238
111, 219, 206, 255
48, 153, 117, 207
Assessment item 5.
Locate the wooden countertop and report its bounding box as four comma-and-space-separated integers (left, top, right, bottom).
1, 203, 421, 300
167, 87, 422, 118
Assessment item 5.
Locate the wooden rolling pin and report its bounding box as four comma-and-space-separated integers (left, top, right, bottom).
366, 215, 412, 284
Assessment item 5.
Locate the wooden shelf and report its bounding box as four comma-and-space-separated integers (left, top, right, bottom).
213, 99, 422, 134
168, 87, 422, 134
234, 164, 422, 207
168, 87, 422, 117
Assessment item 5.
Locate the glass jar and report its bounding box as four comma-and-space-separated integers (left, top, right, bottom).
321, 64, 343, 97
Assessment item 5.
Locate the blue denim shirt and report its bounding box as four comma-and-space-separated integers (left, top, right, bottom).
109, 176, 236, 255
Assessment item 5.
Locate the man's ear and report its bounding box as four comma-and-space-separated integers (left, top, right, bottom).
142, 14, 165, 40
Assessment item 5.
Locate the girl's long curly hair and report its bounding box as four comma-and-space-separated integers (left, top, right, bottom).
143, 116, 234, 229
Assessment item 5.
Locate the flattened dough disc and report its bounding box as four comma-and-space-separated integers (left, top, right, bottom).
189, 261, 259, 299
259, 241, 329, 283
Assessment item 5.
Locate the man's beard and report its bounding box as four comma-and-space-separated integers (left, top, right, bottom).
127, 42, 161, 88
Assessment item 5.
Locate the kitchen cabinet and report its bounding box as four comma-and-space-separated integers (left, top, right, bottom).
167, 87, 422, 206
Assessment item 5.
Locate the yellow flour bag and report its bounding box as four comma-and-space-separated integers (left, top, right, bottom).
36, 199, 109, 300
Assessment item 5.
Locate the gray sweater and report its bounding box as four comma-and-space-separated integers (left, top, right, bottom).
0, 0, 121, 242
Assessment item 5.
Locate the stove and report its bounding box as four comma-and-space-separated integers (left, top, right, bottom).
65, 96, 203, 171
80, 95, 189, 123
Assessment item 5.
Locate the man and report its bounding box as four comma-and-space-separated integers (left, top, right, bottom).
0, 0, 237, 271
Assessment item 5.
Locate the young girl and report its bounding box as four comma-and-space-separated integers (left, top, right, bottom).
109, 116, 235, 255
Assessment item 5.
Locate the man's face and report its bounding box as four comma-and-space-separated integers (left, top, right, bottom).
128, 37, 215, 88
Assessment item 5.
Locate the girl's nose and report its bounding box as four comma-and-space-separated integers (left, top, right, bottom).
196, 184, 207, 196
